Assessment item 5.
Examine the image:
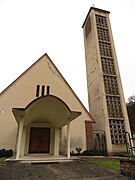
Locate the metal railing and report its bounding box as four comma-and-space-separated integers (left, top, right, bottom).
125, 131, 135, 156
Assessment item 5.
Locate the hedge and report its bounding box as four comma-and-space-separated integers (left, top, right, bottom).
0, 149, 13, 157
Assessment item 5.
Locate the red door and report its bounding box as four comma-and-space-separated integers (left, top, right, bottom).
29, 127, 50, 153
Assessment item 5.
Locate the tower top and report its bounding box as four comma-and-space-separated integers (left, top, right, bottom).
82, 7, 110, 28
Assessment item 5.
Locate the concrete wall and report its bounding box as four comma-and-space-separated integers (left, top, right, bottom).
83, 9, 111, 153
83, 7, 131, 154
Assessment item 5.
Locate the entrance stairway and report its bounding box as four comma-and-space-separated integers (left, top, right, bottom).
5, 155, 79, 164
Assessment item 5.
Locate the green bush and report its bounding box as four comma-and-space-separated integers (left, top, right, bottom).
70, 149, 103, 156
0, 149, 13, 157
81, 149, 102, 156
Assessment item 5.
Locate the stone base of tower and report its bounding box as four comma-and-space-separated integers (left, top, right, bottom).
92, 130, 127, 156
106, 145, 127, 156
112, 144, 127, 154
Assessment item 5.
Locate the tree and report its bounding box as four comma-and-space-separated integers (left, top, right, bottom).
127, 95, 135, 104
126, 95, 135, 134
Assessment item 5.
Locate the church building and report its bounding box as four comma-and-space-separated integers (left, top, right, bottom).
0, 7, 131, 160
0, 53, 94, 160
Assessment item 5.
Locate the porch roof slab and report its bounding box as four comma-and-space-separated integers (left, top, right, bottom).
12, 95, 81, 128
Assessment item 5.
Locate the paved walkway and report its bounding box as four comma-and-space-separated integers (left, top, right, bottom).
0, 161, 134, 180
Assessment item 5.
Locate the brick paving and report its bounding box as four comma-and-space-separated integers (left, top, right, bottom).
0, 161, 134, 180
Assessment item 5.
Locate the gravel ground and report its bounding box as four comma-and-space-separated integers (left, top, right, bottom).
0, 161, 134, 180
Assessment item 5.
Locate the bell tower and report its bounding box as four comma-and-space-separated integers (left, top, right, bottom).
82, 7, 131, 154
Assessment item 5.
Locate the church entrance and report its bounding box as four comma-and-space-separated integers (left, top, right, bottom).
13, 95, 81, 159
29, 127, 50, 153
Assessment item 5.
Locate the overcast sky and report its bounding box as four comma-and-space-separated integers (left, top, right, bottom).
0, 0, 135, 109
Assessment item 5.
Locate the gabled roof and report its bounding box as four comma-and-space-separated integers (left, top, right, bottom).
0, 53, 95, 122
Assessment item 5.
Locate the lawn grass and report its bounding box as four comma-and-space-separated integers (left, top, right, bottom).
88, 159, 120, 171
0, 157, 7, 165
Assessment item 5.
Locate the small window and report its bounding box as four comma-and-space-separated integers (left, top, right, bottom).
46, 86, 50, 95
41, 85, 45, 96
36, 85, 40, 97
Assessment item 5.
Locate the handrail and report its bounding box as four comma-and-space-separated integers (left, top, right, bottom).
125, 131, 135, 156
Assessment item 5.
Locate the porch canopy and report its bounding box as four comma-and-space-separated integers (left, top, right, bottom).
13, 95, 81, 127
12, 95, 81, 159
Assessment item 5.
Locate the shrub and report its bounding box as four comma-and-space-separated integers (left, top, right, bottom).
70, 149, 103, 156
81, 149, 102, 156
0, 149, 13, 157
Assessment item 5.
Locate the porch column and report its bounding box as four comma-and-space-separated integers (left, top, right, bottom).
67, 121, 71, 158
16, 116, 24, 160
54, 128, 59, 156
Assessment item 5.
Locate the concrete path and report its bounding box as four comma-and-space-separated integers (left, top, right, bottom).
0, 161, 134, 180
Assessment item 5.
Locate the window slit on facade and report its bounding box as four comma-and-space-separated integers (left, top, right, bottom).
41, 85, 45, 96
95, 14, 125, 144
36, 85, 40, 97
46, 86, 50, 95
36, 85, 50, 97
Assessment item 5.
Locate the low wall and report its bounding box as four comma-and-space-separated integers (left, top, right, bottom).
120, 158, 135, 178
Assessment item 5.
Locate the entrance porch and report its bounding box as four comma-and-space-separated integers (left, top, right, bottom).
12, 95, 81, 160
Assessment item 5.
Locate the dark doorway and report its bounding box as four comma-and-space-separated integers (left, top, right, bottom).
29, 127, 50, 153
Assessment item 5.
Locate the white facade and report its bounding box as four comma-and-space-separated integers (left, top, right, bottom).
0, 54, 94, 159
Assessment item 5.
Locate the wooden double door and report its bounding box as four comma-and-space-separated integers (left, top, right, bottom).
29, 127, 50, 153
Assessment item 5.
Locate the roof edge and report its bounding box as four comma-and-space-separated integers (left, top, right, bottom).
0, 53, 48, 95
82, 7, 110, 28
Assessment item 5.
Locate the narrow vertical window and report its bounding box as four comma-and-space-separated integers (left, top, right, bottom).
36, 85, 40, 97
41, 85, 45, 96
46, 86, 50, 95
